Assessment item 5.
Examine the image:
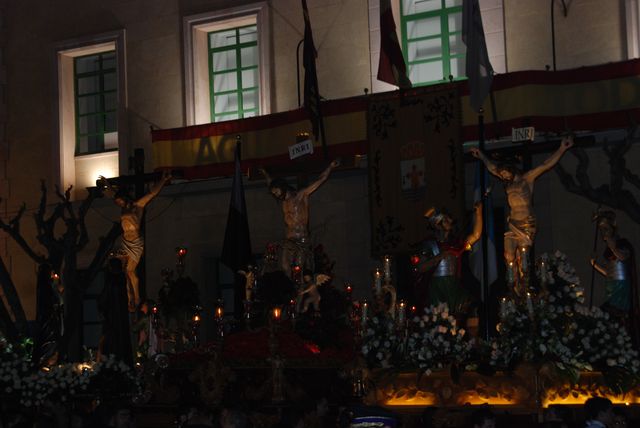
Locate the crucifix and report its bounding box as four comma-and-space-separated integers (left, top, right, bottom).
471, 133, 580, 296
98, 148, 177, 311
253, 134, 341, 279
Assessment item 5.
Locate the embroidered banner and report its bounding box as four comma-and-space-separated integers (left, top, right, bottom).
368, 85, 464, 255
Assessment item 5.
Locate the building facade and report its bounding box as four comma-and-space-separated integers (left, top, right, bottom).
2, 0, 639, 345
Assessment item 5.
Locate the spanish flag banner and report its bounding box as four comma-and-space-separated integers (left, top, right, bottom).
151, 97, 367, 179
461, 59, 640, 140
152, 60, 640, 177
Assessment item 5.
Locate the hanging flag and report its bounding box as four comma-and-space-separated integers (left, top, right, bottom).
302, 0, 322, 139
377, 0, 412, 89
462, 0, 494, 112
469, 163, 498, 286
221, 141, 253, 273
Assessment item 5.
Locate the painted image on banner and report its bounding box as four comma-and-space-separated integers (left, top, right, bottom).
400, 140, 426, 201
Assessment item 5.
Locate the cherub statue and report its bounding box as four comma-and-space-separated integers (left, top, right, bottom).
297, 271, 331, 313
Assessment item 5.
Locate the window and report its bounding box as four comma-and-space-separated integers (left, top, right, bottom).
55, 31, 126, 200
74, 51, 118, 155
369, 0, 504, 93
208, 25, 259, 122
184, 2, 271, 126
400, 0, 465, 86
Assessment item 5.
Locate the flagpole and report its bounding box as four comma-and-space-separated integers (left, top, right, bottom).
589, 212, 600, 308
296, 39, 304, 107
318, 96, 329, 161
478, 108, 491, 341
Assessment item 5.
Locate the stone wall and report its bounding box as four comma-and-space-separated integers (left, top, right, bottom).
504, 0, 626, 71
1, 0, 636, 320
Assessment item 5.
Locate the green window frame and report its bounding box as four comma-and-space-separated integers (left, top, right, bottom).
74, 51, 117, 155
208, 24, 259, 122
400, 0, 466, 86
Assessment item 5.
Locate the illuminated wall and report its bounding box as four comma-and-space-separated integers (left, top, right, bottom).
2, 0, 636, 322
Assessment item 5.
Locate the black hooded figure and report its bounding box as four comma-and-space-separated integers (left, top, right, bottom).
98, 257, 133, 365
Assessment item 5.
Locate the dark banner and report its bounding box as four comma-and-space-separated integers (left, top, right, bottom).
368, 85, 464, 255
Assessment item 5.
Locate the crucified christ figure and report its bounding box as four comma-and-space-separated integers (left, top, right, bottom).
471, 136, 573, 293
259, 160, 339, 278
99, 170, 171, 311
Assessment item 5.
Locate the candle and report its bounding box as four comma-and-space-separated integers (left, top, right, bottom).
500, 297, 506, 319
540, 261, 547, 286
215, 299, 224, 320
361, 300, 368, 326
520, 247, 528, 272
344, 283, 353, 298
526, 292, 534, 316
193, 314, 201, 323
397, 300, 406, 324
374, 268, 382, 294
272, 306, 282, 321
410, 305, 417, 317
507, 261, 515, 283
383, 255, 392, 283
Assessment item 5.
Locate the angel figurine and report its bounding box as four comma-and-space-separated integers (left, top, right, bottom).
297, 271, 331, 313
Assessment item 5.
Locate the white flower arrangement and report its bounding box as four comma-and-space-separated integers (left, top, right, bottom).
0, 341, 140, 408
361, 314, 401, 368
406, 303, 473, 375
361, 303, 473, 374
491, 251, 640, 387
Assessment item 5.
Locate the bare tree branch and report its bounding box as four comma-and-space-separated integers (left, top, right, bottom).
555, 127, 640, 224
0, 200, 46, 264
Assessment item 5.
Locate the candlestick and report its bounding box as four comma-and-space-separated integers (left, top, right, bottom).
192, 306, 202, 346
526, 292, 534, 316
344, 283, 353, 299
540, 261, 547, 286
397, 300, 406, 325
373, 268, 382, 295
507, 261, 515, 284
176, 247, 188, 276
243, 300, 252, 328
500, 297, 507, 319
383, 255, 392, 283
361, 299, 369, 327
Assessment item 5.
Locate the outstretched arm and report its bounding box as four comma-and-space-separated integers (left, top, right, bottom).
590, 258, 607, 276
525, 136, 573, 181
301, 159, 340, 197
136, 170, 171, 208
470, 148, 500, 178
464, 201, 483, 249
